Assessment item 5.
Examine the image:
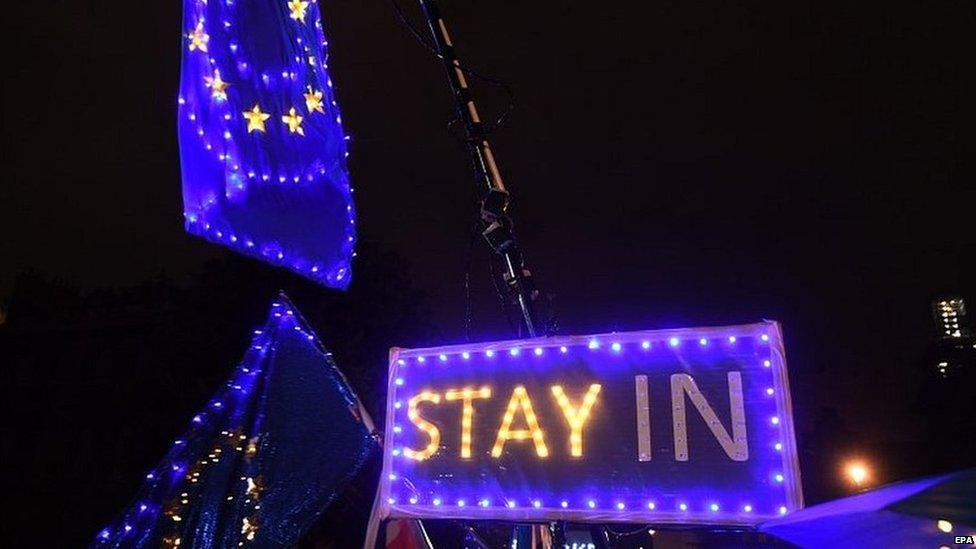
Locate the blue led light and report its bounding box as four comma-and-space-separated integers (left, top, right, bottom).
462, 352, 471, 360
534, 347, 544, 356
611, 342, 622, 352
559, 346, 568, 353
509, 348, 521, 356
439, 354, 448, 362
588, 339, 600, 349
728, 336, 737, 343
641, 341, 651, 349
669, 337, 680, 347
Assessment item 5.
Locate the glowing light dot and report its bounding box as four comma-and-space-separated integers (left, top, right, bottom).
611, 342, 622, 352
761, 334, 770, 342
587, 500, 596, 509
728, 336, 737, 343
392, 448, 401, 456
507, 500, 516, 508
710, 503, 719, 512
432, 498, 442, 506
387, 497, 396, 504
846, 462, 870, 486
937, 520, 952, 533
397, 359, 405, 366
394, 401, 403, 409
395, 378, 404, 386
775, 474, 785, 482
534, 347, 544, 356
480, 499, 490, 507
669, 337, 680, 347
641, 341, 651, 349
763, 360, 772, 368
647, 501, 656, 510
388, 473, 397, 480
771, 416, 780, 425
438, 354, 447, 362
509, 348, 520, 356
559, 346, 568, 353
462, 352, 470, 359
679, 503, 688, 511
457, 500, 465, 507
699, 338, 708, 346
615, 502, 625, 510
417, 356, 426, 363
779, 506, 788, 515
561, 501, 568, 508
533, 500, 541, 508
744, 505, 753, 513
774, 442, 783, 451
588, 339, 600, 349
392, 425, 402, 433
766, 387, 775, 396
409, 497, 418, 504
486, 350, 495, 358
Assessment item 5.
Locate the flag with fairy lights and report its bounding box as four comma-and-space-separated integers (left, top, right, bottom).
92, 295, 378, 547
178, 0, 356, 288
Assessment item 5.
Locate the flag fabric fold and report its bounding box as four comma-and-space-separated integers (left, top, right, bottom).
92, 295, 378, 547
178, 0, 356, 288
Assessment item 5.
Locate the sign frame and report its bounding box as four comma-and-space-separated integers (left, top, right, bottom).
376, 322, 803, 526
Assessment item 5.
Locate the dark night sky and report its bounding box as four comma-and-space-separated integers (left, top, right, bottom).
4, 0, 974, 485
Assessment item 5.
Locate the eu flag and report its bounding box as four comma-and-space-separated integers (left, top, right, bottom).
92, 295, 378, 546
178, 0, 355, 289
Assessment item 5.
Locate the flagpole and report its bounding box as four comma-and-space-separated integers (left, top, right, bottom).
413, 2, 567, 547
416, 0, 542, 339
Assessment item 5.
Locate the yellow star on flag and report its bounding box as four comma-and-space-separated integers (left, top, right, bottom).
287, 0, 309, 23
188, 21, 209, 52
242, 105, 271, 133
204, 69, 229, 100
282, 107, 305, 136
304, 87, 324, 114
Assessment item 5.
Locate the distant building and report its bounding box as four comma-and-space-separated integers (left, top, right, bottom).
931, 297, 975, 378
933, 298, 969, 339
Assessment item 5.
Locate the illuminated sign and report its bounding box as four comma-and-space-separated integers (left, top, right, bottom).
376, 322, 803, 525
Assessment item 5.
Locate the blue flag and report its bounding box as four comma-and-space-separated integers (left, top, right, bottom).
178, 0, 356, 289
92, 295, 377, 546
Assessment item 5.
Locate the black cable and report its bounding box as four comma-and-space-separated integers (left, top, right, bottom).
386, 0, 516, 134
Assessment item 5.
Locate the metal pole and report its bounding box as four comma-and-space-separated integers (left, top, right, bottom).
417, 0, 541, 338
